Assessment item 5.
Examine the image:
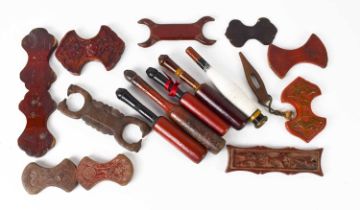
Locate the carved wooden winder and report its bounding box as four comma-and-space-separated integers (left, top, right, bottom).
281, 77, 327, 142
18, 28, 57, 157
226, 145, 323, 176
22, 159, 78, 194
56, 25, 125, 75
225, 17, 277, 47
138, 16, 216, 47
268, 34, 328, 78
77, 154, 134, 190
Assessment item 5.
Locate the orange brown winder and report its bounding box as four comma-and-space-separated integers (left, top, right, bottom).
159, 55, 247, 130
55, 25, 125, 75
281, 77, 327, 142
124, 70, 225, 154
146, 67, 230, 136
116, 88, 207, 163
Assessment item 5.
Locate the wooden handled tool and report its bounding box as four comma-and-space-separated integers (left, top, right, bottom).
146, 67, 230, 136
186, 47, 267, 128
158, 54, 247, 130
116, 88, 207, 163
124, 70, 225, 154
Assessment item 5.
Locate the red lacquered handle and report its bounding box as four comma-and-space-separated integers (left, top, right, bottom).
180, 93, 230, 136
154, 117, 207, 163
196, 84, 247, 130
124, 70, 175, 113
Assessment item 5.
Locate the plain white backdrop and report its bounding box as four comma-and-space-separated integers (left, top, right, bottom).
1, 0, 359, 209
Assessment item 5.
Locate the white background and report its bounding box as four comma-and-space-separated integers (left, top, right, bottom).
1, 0, 359, 209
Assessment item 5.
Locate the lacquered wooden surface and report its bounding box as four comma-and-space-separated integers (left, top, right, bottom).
138, 16, 216, 47
268, 34, 328, 78
281, 77, 326, 142
154, 117, 207, 163
56, 25, 125, 75
196, 84, 247, 130
180, 93, 230, 136
146, 67, 230, 136
18, 28, 57, 157
77, 154, 133, 190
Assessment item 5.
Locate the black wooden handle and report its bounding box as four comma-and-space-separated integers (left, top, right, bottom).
116, 88, 158, 124
146, 67, 184, 99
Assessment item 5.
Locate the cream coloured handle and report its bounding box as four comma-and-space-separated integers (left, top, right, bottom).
206, 67, 258, 117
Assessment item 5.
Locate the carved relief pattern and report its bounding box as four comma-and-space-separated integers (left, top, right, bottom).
226, 145, 323, 176
281, 77, 326, 142
55, 25, 125, 75
77, 154, 134, 190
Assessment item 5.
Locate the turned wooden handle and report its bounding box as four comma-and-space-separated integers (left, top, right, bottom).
180, 93, 230, 136
146, 67, 230, 136
77, 154, 133, 190
124, 70, 175, 113
154, 117, 207, 163
116, 89, 207, 163
196, 84, 247, 130
159, 55, 200, 90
